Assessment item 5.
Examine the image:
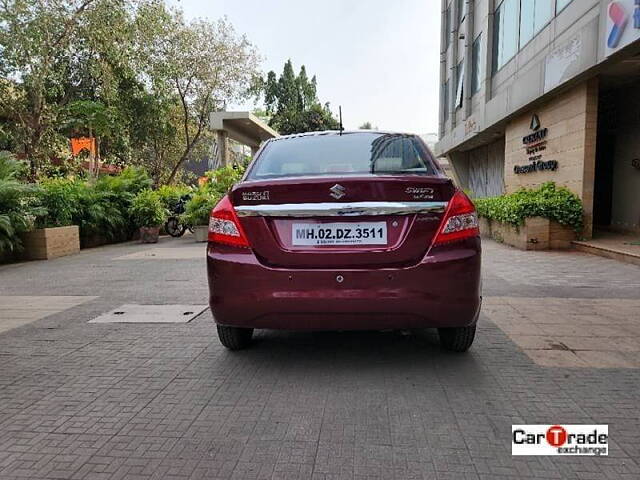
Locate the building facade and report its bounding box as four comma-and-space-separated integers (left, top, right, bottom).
435, 0, 640, 238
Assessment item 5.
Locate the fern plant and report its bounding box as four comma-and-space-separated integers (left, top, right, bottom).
129, 189, 167, 228
0, 152, 43, 253
180, 166, 243, 227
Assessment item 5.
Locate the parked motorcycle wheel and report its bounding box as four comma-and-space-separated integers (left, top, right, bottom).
165, 217, 187, 237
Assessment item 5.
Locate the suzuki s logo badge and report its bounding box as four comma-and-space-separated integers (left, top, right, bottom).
329, 184, 346, 200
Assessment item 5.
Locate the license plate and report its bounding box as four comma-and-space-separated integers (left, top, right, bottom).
292, 222, 387, 246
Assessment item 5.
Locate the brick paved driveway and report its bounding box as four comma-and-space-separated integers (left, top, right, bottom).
0, 236, 639, 479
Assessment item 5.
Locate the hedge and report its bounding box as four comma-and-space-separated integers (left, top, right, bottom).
474, 182, 583, 233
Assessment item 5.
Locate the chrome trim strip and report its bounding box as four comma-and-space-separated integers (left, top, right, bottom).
235, 201, 448, 217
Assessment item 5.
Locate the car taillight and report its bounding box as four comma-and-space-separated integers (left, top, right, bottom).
432, 190, 479, 246
208, 195, 250, 248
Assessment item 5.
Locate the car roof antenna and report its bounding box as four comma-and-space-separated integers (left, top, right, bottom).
339, 106, 343, 136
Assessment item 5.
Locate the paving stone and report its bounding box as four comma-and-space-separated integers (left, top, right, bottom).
0, 236, 639, 478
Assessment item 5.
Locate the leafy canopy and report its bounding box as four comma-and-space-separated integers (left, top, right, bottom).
0, 0, 259, 183
258, 60, 339, 135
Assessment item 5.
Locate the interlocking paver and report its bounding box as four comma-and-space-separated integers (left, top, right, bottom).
0, 236, 639, 479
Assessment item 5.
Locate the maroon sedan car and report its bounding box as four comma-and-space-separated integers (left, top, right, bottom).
207, 131, 481, 351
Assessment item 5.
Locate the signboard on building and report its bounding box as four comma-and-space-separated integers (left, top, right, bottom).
513, 115, 559, 175
604, 0, 640, 56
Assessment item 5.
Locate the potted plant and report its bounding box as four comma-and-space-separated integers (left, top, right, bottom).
23, 177, 83, 260
181, 191, 218, 242
180, 166, 244, 243
129, 189, 167, 243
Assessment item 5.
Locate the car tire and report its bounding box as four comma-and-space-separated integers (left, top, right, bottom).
217, 325, 253, 350
438, 325, 476, 352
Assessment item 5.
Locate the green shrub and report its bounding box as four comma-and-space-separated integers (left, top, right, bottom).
180, 165, 244, 227
129, 189, 167, 228
36, 178, 83, 228
475, 182, 583, 232
35, 178, 128, 241
72, 182, 127, 241
0, 152, 44, 253
94, 166, 153, 238
181, 191, 218, 226
4, 164, 156, 252
157, 184, 191, 211
95, 166, 153, 197
201, 165, 244, 198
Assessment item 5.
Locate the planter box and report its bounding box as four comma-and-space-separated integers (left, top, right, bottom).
20, 225, 80, 260
0, 250, 20, 264
81, 235, 110, 249
479, 217, 576, 251
139, 226, 160, 244
193, 225, 208, 243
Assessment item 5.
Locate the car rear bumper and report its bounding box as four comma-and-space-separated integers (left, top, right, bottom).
207, 238, 481, 330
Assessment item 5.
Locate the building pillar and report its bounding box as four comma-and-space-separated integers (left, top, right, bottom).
216, 130, 229, 167
464, 0, 475, 119
448, 150, 470, 191
250, 146, 259, 158
581, 78, 599, 240
450, 0, 460, 130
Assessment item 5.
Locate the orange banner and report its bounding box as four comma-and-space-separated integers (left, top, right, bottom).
71, 137, 96, 156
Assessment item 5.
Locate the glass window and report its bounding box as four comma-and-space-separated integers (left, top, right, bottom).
534, 0, 552, 31
556, 0, 573, 12
492, 0, 519, 73
471, 34, 482, 94
248, 133, 438, 179
455, 60, 464, 108
519, 0, 535, 47
520, 0, 553, 48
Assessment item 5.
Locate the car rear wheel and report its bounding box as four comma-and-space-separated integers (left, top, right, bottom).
217, 325, 253, 350
438, 325, 476, 352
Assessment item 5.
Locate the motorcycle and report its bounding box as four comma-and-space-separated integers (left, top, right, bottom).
165, 194, 193, 238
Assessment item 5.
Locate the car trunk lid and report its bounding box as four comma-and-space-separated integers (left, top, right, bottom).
231, 175, 455, 268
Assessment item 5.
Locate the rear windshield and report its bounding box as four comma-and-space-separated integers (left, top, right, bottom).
247, 132, 439, 179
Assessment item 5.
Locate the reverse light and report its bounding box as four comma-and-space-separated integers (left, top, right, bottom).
433, 190, 480, 246
208, 195, 250, 248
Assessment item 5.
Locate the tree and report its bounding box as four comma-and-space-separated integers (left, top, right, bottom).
0, 0, 126, 175
260, 60, 339, 135
135, 1, 259, 184
0, 0, 259, 183
359, 121, 374, 130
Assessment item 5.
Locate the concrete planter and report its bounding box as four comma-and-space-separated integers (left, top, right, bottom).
0, 250, 20, 264
139, 226, 160, 244
193, 225, 209, 243
479, 216, 576, 250
20, 225, 80, 260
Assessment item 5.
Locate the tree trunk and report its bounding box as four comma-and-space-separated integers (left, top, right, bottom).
166, 148, 191, 185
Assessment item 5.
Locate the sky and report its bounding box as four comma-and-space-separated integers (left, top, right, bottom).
169, 0, 441, 134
